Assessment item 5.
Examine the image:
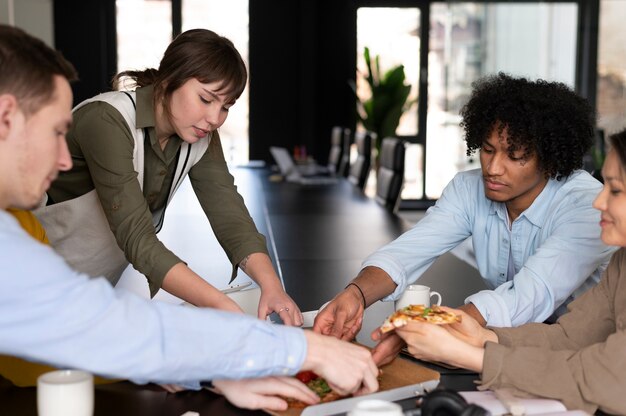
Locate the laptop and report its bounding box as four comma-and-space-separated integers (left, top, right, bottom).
270, 147, 338, 185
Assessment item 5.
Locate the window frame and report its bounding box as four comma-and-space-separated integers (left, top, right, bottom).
356, 0, 598, 209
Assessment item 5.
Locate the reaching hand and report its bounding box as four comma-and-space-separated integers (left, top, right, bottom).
395, 319, 485, 372
312, 288, 364, 340
438, 306, 497, 348
213, 376, 319, 411
258, 286, 303, 326
302, 331, 379, 396
370, 329, 405, 366
214, 295, 245, 314
160, 384, 187, 393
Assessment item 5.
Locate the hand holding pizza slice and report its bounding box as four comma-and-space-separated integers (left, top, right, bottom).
379, 304, 461, 334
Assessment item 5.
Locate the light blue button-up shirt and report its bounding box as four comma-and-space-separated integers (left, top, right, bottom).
0, 211, 306, 386
363, 169, 616, 327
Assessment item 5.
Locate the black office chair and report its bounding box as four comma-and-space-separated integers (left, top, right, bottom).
328, 126, 344, 173
328, 126, 348, 175
348, 131, 375, 190
375, 137, 406, 211
337, 127, 352, 177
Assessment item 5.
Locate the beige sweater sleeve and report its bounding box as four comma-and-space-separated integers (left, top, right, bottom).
481, 249, 626, 414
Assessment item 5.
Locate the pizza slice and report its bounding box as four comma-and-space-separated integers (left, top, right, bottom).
287, 371, 344, 408
379, 304, 461, 334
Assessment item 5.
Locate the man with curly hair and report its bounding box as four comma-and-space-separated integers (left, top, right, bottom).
314, 73, 616, 365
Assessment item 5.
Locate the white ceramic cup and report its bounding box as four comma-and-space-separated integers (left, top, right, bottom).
37, 370, 94, 416
395, 284, 442, 310
348, 399, 403, 416
301, 310, 318, 328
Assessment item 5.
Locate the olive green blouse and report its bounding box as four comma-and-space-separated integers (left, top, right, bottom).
48, 86, 267, 296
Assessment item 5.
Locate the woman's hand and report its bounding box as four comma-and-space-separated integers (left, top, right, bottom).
258, 285, 303, 326
213, 295, 245, 314
395, 320, 485, 372
213, 377, 319, 411
238, 253, 303, 326
160, 384, 189, 393
438, 306, 498, 348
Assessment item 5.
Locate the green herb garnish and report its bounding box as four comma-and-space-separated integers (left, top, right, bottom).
421, 307, 432, 318
307, 378, 332, 398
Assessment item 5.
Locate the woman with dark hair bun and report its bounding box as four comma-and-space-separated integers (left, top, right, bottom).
395, 128, 626, 414
35, 29, 302, 325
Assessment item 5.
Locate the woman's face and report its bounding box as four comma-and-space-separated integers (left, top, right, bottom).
167, 78, 234, 143
593, 150, 626, 246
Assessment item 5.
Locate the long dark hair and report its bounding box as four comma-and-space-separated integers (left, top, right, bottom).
609, 129, 626, 174
112, 29, 247, 120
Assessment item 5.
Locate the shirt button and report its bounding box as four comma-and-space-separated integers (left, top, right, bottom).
111, 203, 119, 210
246, 359, 254, 368
282, 368, 290, 375
159, 169, 167, 176
287, 355, 295, 364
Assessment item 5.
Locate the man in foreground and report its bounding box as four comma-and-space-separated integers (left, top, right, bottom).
314, 73, 615, 365
0, 25, 378, 411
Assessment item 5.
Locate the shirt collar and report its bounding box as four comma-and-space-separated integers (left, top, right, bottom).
486, 177, 556, 228
520, 178, 556, 227
135, 85, 182, 151
135, 85, 156, 129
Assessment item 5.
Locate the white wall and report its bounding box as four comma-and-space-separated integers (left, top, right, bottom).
0, 0, 53, 46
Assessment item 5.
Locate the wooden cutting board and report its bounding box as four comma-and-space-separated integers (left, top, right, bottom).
266, 356, 440, 416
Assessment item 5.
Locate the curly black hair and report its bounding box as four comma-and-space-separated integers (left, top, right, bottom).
460, 72, 595, 180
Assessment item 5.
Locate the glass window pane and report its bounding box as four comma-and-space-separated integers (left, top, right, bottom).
116, 0, 172, 77
356, 7, 420, 137
357, 7, 421, 200
597, 0, 626, 136
182, 0, 250, 165
426, 2, 578, 199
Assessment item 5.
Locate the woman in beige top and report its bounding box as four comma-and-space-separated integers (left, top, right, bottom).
392, 128, 626, 414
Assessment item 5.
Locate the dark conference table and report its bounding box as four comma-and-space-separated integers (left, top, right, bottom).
0, 166, 478, 415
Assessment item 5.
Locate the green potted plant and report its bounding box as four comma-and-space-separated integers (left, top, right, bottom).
349, 47, 413, 166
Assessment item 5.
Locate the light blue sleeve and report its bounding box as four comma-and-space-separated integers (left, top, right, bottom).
362, 172, 476, 301
0, 214, 306, 385
466, 182, 615, 327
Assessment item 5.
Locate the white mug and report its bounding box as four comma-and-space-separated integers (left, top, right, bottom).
301, 310, 318, 328
37, 370, 94, 416
348, 399, 403, 416
395, 284, 442, 310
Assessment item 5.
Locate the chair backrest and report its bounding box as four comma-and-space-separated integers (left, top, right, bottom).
337, 128, 352, 177
348, 131, 374, 190
328, 126, 347, 174
375, 137, 406, 211
328, 126, 352, 176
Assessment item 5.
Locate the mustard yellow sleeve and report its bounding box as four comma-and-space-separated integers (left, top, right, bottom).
6, 208, 49, 244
